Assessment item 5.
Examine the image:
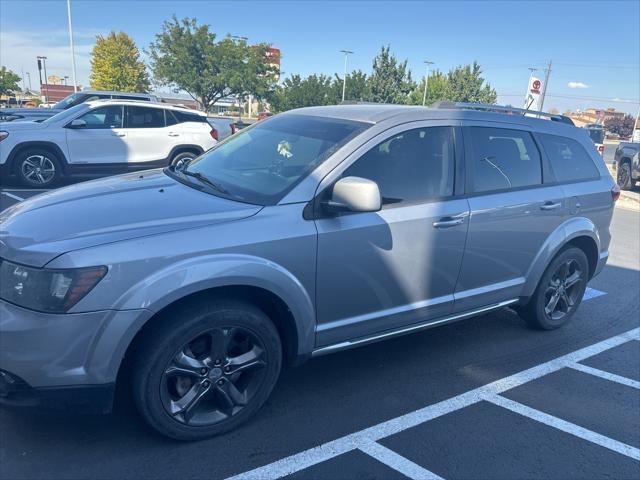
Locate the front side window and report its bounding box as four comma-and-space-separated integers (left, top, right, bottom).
179, 114, 368, 205
76, 105, 123, 129
343, 126, 456, 205
470, 127, 542, 193
126, 106, 165, 128
539, 134, 600, 182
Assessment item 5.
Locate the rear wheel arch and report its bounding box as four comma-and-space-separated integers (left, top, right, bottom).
566, 235, 599, 280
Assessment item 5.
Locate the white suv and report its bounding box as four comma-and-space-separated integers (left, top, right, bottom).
0, 100, 218, 187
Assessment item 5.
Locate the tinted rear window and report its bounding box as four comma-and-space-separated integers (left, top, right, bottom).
539, 134, 600, 182
126, 106, 165, 128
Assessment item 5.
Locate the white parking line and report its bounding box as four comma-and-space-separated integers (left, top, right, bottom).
1, 191, 24, 201
358, 442, 444, 480
227, 325, 639, 480
568, 362, 640, 390
485, 394, 640, 461
583, 287, 607, 301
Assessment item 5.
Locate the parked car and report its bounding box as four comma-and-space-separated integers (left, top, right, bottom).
207, 117, 233, 140
613, 141, 640, 190
583, 123, 605, 157
0, 90, 159, 123
0, 99, 217, 187
257, 111, 274, 121
0, 103, 616, 440
230, 119, 251, 134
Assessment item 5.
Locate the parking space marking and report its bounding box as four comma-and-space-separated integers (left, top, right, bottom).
485, 394, 640, 460
583, 287, 606, 301
358, 442, 444, 480
1, 191, 24, 201
568, 363, 640, 390
227, 326, 638, 480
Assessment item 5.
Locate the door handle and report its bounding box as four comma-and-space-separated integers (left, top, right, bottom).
433, 215, 466, 228
540, 201, 562, 211
168, 132, 180, 137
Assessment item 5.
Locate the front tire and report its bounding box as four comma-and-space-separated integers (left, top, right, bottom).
617, 161, 633, 190
170, 151, 198, 170
14, 148, 61, 188
518, 247, 589, 330
132, 299, 282, 441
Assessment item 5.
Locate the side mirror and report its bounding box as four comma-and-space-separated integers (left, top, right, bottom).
325, 176, 382, 213
68, 119, 87, 129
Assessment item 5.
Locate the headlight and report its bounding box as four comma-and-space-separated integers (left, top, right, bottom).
0, 260, 107, 313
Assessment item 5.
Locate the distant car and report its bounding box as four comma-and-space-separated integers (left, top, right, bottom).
583, 123, 605, 157
0, 90, 159, 123
230, 120, 251, 135
614, 142, 640, 190
257, 111, 273, 121
0, 99, 217, 187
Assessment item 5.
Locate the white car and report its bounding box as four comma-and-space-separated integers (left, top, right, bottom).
0, 100, 218, 187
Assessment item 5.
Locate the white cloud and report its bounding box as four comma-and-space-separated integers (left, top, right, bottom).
567, 81, 589, 89
0, 29, 106, 89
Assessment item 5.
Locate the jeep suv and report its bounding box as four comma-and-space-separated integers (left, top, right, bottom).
0, 100, 217, 187
0, 103, 617, 440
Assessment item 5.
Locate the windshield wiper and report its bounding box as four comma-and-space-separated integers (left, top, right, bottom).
180, 170, 229, 194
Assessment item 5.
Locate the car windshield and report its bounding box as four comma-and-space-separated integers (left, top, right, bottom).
177, 114, 369, 205
52, 92, 87, 110
42, 103, 90, 124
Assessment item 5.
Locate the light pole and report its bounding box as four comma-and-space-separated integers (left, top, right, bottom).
66, 0, 78, 92
37, 56, 49, 102
340, 50, 353, 103
26, 72, 32, 92
422, 60, 434, 106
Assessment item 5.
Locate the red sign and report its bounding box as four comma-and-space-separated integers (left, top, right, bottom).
531, 79, 541, 94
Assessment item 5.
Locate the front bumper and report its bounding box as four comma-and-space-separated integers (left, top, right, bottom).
0, 299, 148, 390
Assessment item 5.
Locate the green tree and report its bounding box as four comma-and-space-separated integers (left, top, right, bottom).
368, 46, 415, 104
333, 69, 371, 102
446, 62, 497, 103
269, 74, 338, 112
605, 114, 636, 138
0, 66, 21, 96
409, 70, 449, 106
90, 32, 149, 92
148, 16, 277, 109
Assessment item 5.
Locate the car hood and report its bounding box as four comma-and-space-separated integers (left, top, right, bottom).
0, 169, 262, 267
0, 119, 51, 131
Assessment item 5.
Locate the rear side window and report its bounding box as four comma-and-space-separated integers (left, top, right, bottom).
173, 110, 208, 124
470, 127, 542, 193
539, 134, 600, 182
126, 106, 165, 128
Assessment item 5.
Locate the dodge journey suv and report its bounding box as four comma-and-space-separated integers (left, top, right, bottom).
0, 103, 616, 440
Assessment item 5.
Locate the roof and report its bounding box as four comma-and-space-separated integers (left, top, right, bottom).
84, 99, 206, 115
282, 103, 579, 134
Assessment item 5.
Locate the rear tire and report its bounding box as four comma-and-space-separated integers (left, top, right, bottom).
518, 247, 589, 330
131, 299, 282, 441
14, 148, 62, 188
617, 161, 633, 190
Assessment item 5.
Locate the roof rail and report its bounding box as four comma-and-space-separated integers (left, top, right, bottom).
433, 101, 575, 126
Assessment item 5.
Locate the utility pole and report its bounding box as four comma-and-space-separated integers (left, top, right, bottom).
422, 60, 434, 106
340, 50, 353, 102
26, 72, 32, 92
37, 56, 48, 102
67, 0, 78, 92
539, 60, 552, 114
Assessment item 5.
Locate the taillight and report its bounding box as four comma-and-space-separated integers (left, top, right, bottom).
598, 145, 605, 156
210, 128, 218, 141
611, 183, 621, 202
230, 124, 236, 135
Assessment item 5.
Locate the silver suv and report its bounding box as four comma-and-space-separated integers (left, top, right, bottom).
0, 103, 617, 440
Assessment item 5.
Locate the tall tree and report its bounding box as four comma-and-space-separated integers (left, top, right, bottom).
0, 66, 21, 96
90, 32, 150, 92
334, 70, 371, 102
269, 74, 337, 112
148, 16, 277, 109
446, 62, 497, 103
605, 114, 636, 138
368, 46, 415, 104
409, 70, 449, 106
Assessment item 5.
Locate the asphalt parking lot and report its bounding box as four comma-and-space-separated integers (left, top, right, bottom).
0, 182, 639, 480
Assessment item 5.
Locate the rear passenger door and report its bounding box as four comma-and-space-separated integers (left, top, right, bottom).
124, 106, 173, 164
453, 123, 567, 313
314, 123, 469, 346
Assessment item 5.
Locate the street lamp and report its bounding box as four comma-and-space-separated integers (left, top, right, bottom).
422, 60, 434, 106
67, 0, 78, 92
340, 50, 354, 103
37, 56, 48, 102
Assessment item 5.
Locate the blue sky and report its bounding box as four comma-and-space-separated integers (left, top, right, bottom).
1, 0, 638, 114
